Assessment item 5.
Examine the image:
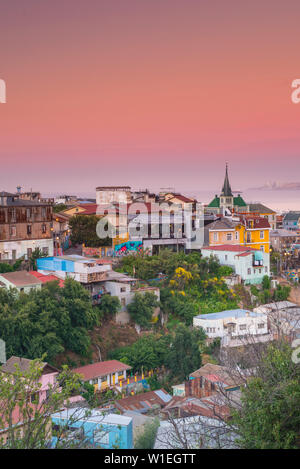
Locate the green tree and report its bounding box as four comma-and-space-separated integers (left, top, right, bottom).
134, 418, 160, 449
53, 204, 68, 213
0, 257, 24, 273
127, 292, 159, 328
166, 324, 206, 381
273, 284, 291, 302
262, 275, 271, 290
29, 248, 48, 271
69, 215, 112, 247
98, 295, 121, 319
232, 343, 300, 449
0, 358, 92, 449
0, 279, 99, 362
109, 334, 171, 372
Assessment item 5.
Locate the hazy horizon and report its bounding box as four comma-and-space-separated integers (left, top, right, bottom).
1, 1, 300, 197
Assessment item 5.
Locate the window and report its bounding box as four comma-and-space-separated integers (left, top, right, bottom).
247, 233, 251, 243
10, 226, 16, 237
42, 207, 46, 218
27, 225, 32, 235
120, 287, 126, 292
11, 208, 16, 223
225, 255, 228, 261
213, 232, 218, 242
42, 224, 47, 233
265, 267, 268, 273
258, 323, 265, 329
239, 324, 247, 330
121, 298, 126, 307
260, 231, 264, 239
260, 246, 264, 252
235, 231, 239, 241
247, 268, 251, 275
26, 208, 31, 220
226, 233, 232, 241
27, 248, 32, 258
42, 247, 48, 256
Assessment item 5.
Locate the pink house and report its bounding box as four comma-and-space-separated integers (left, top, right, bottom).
1, 356, 60, 403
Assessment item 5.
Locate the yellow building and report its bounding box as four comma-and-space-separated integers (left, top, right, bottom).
207, 216, 270, 253
72, 360, 132, 393
61, 203, 98, 217
240, 216, 270, 253
208, 218, 243, 246
248, 203, 276, 230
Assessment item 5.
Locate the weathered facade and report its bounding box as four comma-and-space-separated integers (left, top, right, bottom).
0, 191, 54, 261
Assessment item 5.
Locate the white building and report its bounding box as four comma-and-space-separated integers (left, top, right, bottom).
193, 309, 268, 339
36, 254, 160, 323
96, 186, 132, 205
201, 245, 270, 284
254, 301, 300, 339
0, 271, 42, 293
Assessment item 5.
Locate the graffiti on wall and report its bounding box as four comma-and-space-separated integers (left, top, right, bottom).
114, 241, 143, 256
82, 246, 114, 257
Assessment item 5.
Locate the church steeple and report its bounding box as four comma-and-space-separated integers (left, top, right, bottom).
221, 163, 233, 197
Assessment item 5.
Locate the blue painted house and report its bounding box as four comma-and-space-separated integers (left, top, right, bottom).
51, 408, 133, 449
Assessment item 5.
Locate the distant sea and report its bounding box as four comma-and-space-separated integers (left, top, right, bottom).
44, 188, 300, 214
187, 189, 300, 213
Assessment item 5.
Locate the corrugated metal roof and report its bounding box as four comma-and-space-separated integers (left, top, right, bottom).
154, 390, 172, 403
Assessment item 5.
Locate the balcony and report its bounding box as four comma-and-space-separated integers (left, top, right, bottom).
253, 251, 264, 267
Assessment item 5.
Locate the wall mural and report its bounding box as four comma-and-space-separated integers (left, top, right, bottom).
114, 241, 143, 255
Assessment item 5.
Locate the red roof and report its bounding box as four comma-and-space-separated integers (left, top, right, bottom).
29, 271, 65, 288
168, 194, 195, 203
237, 215, 270, 229
115, 389, 170, 412
79, 204, 98, 215
72, 360, 131, 380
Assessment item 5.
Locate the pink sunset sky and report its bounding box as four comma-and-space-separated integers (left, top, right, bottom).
0, 0, 300, 195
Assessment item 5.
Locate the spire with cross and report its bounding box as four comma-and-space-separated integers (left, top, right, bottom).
221, 162, 233, 197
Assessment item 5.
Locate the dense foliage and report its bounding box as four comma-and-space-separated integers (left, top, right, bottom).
0, 358, 93, 449
127, 292, 160, 328
134, 418, 160, 449
232, 343, 300, 449
69, 215, 112, 247
0, 279, 99, 363
166, 324, 206, 381
109, 324, 206, 381
97, 295, 121, 319
109, 333, 171, 372
53, 204, 68, 213
0, 258, 23, 273
250, 276, 291, 305
118, 250, 238, 326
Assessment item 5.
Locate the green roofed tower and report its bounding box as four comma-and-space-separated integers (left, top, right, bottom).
207, 164, 248, 214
